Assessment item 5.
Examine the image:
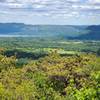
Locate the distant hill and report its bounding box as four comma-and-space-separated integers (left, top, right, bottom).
0, 23, 100, 40
69, 25, 100, 40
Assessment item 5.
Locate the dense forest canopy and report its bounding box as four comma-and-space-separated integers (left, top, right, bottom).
0, 51, 100, 99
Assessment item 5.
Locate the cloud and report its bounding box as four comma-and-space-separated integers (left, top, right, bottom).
88, 0, 100, 4
0, 0, 100, 24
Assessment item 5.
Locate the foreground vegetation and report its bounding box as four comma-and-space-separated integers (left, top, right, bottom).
0, 37, 100, 100
0, 52, 100, 100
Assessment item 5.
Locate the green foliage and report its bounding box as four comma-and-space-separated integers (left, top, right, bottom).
16, 58, 29, 67
97, 48, 100, 56
0, 49, 100, 100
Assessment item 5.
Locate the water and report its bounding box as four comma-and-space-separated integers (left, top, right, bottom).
0, 35, 39, 37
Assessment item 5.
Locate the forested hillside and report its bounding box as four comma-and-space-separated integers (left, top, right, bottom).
70, 25, 100, 40
0, 23, 100, 40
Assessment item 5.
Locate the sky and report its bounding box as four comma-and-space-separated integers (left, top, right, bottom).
0, 0, 100, 25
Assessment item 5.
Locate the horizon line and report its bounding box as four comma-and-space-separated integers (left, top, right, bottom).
0, 22, 100, 26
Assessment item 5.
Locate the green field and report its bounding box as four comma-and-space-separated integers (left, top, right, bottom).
0, 37, 100, 53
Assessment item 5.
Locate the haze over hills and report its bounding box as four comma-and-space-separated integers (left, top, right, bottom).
0, 23, 100, 40
69, 25, 100, 40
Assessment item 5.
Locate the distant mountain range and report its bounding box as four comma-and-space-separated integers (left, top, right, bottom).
0, 23, 100, 40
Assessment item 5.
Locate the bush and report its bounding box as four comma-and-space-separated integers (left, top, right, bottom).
0, 53, 99, 99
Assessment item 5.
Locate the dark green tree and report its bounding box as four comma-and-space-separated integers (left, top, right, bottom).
97, 48, 100, 56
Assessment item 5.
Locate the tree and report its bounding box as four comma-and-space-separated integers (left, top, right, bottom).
97, 48, 100, 56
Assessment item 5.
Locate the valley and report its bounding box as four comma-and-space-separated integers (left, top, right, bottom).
0, 24, 99, 100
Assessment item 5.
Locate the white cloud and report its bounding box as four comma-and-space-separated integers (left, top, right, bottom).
0, 0, 100, 24
88, 0, 100, 4
67, 0, 80, 2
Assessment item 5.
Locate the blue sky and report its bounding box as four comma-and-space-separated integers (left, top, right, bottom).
0, 0, 100, 25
